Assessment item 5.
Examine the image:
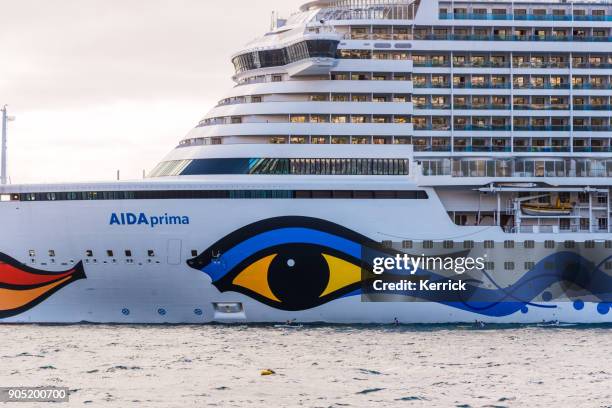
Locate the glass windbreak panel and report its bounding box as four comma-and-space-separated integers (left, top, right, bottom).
182, 159, 252, 175
150, 158, 410, 176
232, 40, 339, 73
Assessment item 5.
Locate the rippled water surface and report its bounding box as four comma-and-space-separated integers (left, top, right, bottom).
0, 325, 610, 407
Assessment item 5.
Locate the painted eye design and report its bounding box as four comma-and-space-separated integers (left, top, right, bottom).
187, 217, 373, 311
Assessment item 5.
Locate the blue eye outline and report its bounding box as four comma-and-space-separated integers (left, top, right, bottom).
187, 217, 375, 311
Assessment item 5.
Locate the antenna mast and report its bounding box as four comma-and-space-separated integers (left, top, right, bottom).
1, 105, 7, 185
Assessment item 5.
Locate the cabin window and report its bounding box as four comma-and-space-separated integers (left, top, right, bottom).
107, 250, 114, 257
423, 240, 434, 249
48, 250, 55, 257
402, 240, 413, 249
484, 240, 494, 249
523, 240, 535, 249
504, 240, 514, 249
125, 250, 132, 257
86, 250, 93, 257
463, 240, 474, 249
504, 262, 515, 271
524, 262, 535, 270
28, 250, 36, 257
545, 240, 555, 249
148, 250, 155, 257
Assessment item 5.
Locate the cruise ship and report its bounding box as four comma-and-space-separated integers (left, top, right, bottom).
1, 0, 611, 324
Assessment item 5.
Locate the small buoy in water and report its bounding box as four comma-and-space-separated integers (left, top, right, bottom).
260, 369, 275, 376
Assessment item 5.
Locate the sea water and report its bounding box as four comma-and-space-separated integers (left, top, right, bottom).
0, 325, 610, 407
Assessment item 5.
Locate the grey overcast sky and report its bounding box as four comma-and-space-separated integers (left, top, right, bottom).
0, 0, 304, 183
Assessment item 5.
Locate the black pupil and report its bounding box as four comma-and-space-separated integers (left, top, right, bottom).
268, 245, 330, 308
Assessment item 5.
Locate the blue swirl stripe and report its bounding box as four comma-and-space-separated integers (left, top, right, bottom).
202, 227, 361, 281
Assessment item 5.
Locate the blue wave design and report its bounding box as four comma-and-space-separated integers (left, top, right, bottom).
364, 251, 612, 317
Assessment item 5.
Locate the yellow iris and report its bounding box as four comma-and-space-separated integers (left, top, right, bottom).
231, 253, 361, 302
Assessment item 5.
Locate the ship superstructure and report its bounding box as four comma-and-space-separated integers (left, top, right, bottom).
0, 0, 611, 323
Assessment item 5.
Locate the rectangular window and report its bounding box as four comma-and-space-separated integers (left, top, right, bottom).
402, 240, 413, 249
525, 262, 535, 270
107, 250, 114, 257
484, 240, 495, 249
545, 240, 555, 249
524, 240, 535, 249
125, 250, 132, 257
48, 250, 56, 257
504, 240, 515, 249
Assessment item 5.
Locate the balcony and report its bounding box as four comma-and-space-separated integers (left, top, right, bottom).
574, 125, 612, 132
513, 83, 571, 90
513, 125, 570, 131
572, 83, 612, 90
454, 124, 511, 131
454, 145, 512, 153
453, 82, 511, 89
573, 104, 612, 111
513, 104, 570, 111
513, 146, 570, 153
414, 103, 451, 110
453, 61, 510, 68
454, 104, 511, 110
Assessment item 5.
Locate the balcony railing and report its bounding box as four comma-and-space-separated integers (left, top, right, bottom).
439, 12, 612, 22
454, 104, 511, 110
453, 82, 511, 89
411, 31, 612, 42
513, 125, 570, 131
574, 105, 612, 111
419, 158, 612, 178
574, 125, 612, 132
513, 104, 570, 111
454, 125, 512, 131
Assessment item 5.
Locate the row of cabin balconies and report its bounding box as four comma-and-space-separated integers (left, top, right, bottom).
414, 95, 612, 111
420, 157, 612, 179
412, 137, 612, 153
438, 7, 612, 22
214, 93, 612, 112
176, 134, 612, 154
348, 25, 612, 41
413, 116, 612, 131
411, 53, 612, 68
197, 114, 612, 130
413, 74, 612, 90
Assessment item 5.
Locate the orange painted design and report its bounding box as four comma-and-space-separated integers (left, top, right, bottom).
232, 254, 281, 302
0, 276, 72, 311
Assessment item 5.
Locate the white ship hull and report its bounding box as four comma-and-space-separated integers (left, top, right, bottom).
1, 185, 610, 324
